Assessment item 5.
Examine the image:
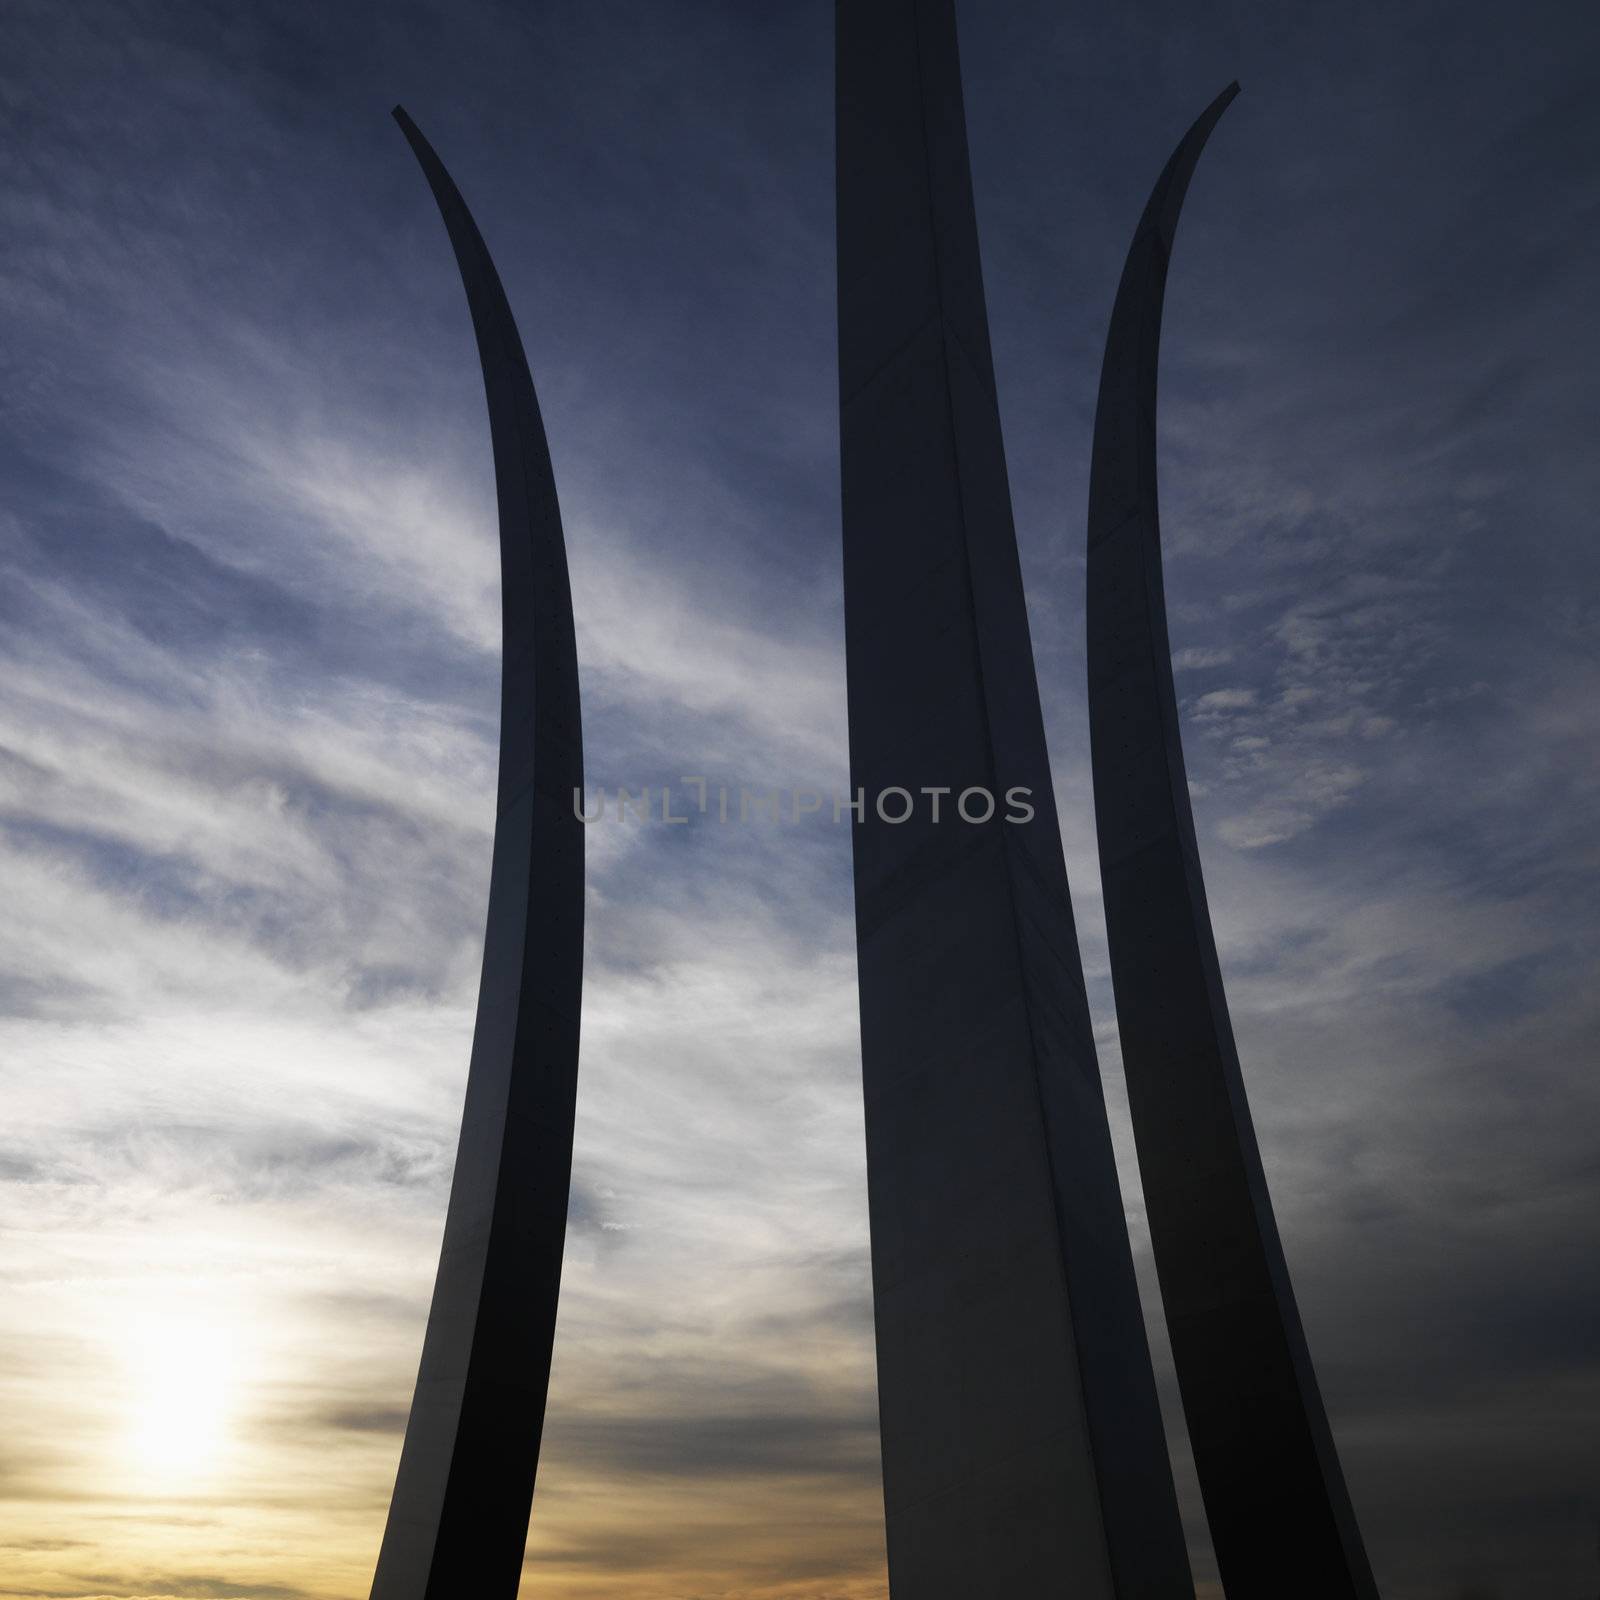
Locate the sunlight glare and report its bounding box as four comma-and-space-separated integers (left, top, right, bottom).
123, 1312, 240, 1480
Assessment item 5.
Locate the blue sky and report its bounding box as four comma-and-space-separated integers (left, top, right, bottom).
1, 1, 1597, 1597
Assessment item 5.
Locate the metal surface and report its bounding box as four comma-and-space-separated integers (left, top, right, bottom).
837, 4, 1192, 1594
1086, 83, 1380, 1599
369, 107, 584, 1600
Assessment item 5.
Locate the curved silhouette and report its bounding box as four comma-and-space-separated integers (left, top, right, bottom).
1086, 84, 1380, 1598
837, 3, 1194, 1593
370, 107, 584, 1600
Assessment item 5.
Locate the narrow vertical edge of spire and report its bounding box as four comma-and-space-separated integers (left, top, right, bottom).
370, 109, 584, 1600
1086, 85, 1383, 1600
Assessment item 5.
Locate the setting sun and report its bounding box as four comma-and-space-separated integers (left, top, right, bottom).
123, 1313, 240, 1480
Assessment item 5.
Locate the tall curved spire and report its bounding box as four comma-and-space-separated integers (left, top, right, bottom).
1086, 86, 1380, 1597
837, 3, 1193, 1593
370, 108, 584, 1600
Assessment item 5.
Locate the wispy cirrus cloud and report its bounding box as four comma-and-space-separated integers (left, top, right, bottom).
2, 1, 1598, 1599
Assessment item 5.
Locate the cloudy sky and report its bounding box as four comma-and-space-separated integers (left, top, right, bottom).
2, 1, 1597, 1597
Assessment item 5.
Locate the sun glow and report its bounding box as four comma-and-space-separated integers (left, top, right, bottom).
122, 1312, 241, 1480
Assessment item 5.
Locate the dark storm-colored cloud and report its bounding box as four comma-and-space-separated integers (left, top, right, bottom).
543, 1402, 880, 1484
315, 1406, 409, 1437
34, 1580, 317, 1600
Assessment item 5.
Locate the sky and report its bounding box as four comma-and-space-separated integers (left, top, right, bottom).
1, 1, 1597, 1597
